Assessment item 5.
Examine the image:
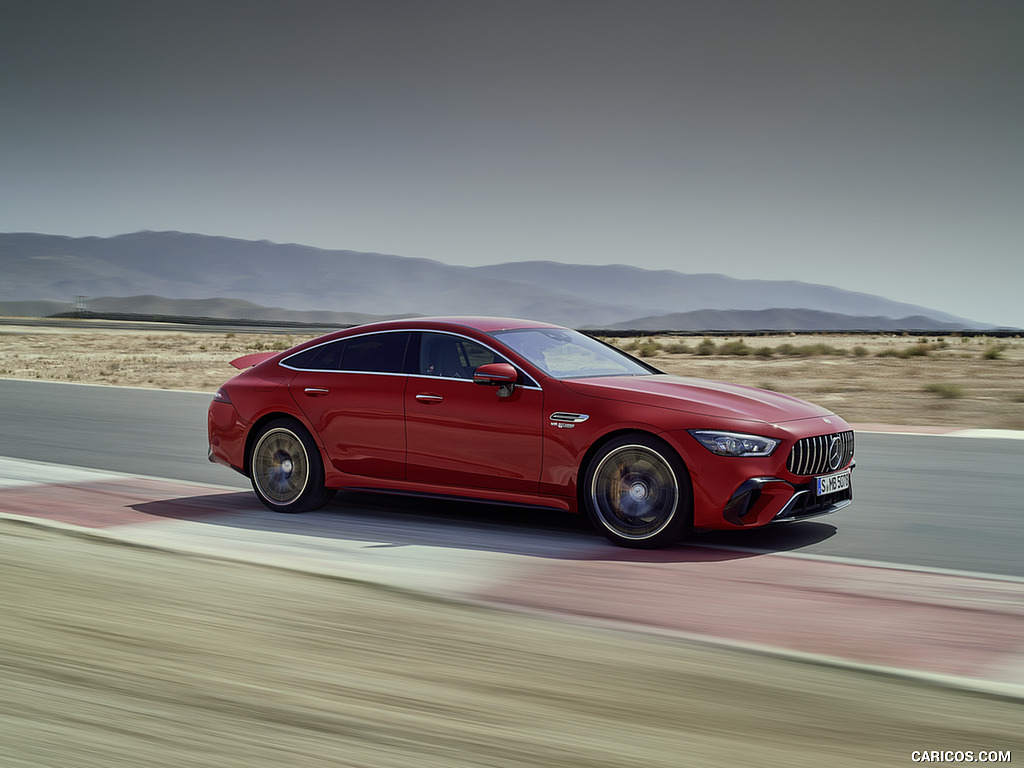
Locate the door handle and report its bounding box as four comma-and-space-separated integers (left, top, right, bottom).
303, 387, 330, 397
415, 393, 444, 404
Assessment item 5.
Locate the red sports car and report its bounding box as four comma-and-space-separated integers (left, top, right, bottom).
208, 317, 854, 548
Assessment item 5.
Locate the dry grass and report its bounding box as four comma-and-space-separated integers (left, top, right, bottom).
2, 322, 1023, 429
606, 333, 1024, 429
0, 324, 304, 393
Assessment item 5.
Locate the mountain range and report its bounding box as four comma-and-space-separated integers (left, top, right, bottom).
0, 231, 992, 330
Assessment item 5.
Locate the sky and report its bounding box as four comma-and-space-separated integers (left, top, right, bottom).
2, 1, 1022, 327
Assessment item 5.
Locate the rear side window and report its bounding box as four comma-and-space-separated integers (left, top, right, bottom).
341, 332, 410, 373
283, 340, 345, 370
342, 331, 409, 374
284, 332, 410, 373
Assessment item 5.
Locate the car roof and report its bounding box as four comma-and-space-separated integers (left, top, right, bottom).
344, 316, 565, 334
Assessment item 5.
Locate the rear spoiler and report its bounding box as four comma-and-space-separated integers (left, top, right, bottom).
229, 351, 278, 370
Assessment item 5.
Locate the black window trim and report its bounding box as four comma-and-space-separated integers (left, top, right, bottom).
279, 328, 540, 388
280, 329, 412, 375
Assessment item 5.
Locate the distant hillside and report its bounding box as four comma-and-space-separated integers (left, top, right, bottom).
473, 261, 972, 324
594, 308, 972, 332
0, 297, 979, 334
0, 231, 625, 328
0, 231, 992, 330
80, 296, 393, 326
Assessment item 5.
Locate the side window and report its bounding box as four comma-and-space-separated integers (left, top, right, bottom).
419, 332, 503, 379
283, 340, 346, 370
340, 332, 410, 373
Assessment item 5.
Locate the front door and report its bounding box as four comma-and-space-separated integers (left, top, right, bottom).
404, 332, 543, 493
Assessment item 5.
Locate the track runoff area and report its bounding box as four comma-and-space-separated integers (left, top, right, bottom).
1, 420, 1024, 708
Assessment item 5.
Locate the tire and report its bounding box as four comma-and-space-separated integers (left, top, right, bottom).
582, 434, 692, 548
249, 419, 332, 513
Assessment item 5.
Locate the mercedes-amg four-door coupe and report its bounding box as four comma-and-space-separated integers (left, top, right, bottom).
208, 317, 854, 548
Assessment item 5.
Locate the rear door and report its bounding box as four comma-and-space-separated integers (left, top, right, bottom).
286, 331, 410, 480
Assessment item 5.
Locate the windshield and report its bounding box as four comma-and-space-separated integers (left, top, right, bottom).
490, 328, 657, 379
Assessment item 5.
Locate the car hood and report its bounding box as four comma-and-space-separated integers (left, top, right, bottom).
560, 374, 835, 424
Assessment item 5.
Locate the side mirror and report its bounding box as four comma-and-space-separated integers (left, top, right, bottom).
473, 362, 519, 386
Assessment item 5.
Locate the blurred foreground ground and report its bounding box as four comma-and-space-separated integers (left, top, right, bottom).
1, 520, 1020, 768
2, 321, 1023, 428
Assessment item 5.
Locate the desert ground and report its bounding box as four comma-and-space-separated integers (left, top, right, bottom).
2, 319, 1023, 428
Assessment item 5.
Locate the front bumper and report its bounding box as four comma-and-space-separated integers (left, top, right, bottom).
771, 483, 853, 523
665, 420, 856, 532
719, 464, 855, 527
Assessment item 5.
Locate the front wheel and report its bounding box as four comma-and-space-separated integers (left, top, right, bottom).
249, 419, 333, 513
582, 434, 692, 548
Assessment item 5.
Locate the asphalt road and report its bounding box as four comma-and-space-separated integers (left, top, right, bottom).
2, 377, 1022, 578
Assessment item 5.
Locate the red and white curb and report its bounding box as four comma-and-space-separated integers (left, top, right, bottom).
2, 455, 1023, 699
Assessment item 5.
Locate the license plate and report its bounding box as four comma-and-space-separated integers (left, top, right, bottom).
815, 470, 851, 495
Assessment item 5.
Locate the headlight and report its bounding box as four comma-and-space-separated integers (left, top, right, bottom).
689, 430, 780, 457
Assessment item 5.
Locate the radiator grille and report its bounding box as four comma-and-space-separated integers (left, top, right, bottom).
787, 431, 855, 476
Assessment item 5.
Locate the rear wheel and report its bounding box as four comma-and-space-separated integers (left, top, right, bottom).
249, 419, 333, 513
583, 434, 692, 548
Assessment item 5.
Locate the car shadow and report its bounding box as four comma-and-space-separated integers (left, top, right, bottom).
130, 487, 838, 564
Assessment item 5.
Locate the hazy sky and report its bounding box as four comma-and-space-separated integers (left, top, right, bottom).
3, 1, 1022, 326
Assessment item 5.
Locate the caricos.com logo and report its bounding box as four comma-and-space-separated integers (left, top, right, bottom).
911, 751, 1012, 763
